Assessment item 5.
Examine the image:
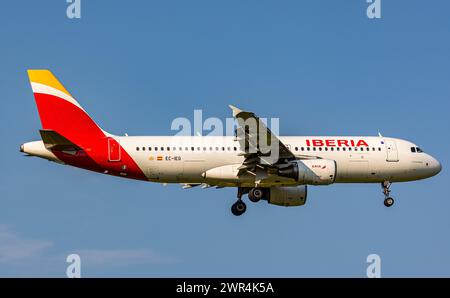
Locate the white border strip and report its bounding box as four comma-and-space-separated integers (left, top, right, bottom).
30, 82, 85, 111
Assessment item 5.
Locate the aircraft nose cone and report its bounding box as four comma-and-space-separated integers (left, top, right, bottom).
20, 144, 24, 153
430, 157, 442, 176
435, 159, 442, 174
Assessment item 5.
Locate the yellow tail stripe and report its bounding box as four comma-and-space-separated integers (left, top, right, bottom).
27, 70, 72, 97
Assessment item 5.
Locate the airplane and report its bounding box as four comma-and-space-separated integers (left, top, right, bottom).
20, 70, 442, 216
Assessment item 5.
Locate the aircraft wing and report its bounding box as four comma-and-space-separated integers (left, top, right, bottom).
229, 105, 297, 176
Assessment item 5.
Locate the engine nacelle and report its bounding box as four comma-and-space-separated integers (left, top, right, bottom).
267, 186, 307, 207
277, 159, 337, 185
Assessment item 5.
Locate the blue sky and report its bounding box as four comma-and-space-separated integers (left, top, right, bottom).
0, 0, 449, 277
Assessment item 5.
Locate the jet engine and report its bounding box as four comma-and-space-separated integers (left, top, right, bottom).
267, 186, 307, 207
277, 159, 337, 185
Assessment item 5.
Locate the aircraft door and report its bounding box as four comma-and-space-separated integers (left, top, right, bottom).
386, 140, 399, 162
107, 138, 121, 162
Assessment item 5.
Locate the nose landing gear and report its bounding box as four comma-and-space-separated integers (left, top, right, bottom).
384, 197, 394, 207
382, 181, 394, 207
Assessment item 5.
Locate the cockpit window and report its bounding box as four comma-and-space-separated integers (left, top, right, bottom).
411, 147, 416, 153
416, 147, 423, 153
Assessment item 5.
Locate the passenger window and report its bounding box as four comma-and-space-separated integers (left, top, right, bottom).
325, 147, 328, 151
222, 147, 225, 151
154, 147, 158, 151
313, 147, 316, 151
307, 147, 310, 151
349, 148, 352, 151
197, 147, 201, 151
191, 147, 194, 151
342, 147, 346, 151
319, 147, 322, 151
136, 147, 139, 151
301, 147, 304, 151
161, 147, 164, 151
203, 147, 206, 151
148, 147, 152, 151
331, 148, 334, 151
167, 147, 170, 151
233, 147, 237, 151
142, 147, 146, 151
378, 147, 381, 151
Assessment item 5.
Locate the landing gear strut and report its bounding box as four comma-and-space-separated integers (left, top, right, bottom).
231, 187, 248, 216
382, 181, 394, 207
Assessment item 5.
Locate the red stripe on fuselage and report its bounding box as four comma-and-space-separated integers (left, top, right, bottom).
34, 93, 147, 181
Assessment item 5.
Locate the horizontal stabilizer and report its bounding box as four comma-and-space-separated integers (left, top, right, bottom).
39, 130, 81, 152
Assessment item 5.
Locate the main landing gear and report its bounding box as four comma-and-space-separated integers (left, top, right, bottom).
248, 188, 265, 203
382, 181, 394, 207
231, 187, 248, 216
231, 200, 247, 216
231, 187, 266, 216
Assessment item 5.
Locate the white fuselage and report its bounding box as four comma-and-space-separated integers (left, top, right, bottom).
115, 136, 441, 187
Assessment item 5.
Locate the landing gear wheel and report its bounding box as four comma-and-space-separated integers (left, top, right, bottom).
384, 197, 394, 207
381, 181, 395, 207
248, 188, 264, 203
231, 200, 247, 216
